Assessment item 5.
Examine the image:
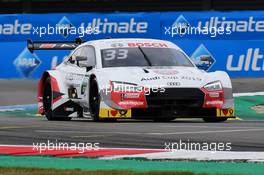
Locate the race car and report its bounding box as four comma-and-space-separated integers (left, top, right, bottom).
28, 38, 235, 122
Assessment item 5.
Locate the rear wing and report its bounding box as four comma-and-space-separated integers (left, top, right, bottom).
27, 38, 84, 53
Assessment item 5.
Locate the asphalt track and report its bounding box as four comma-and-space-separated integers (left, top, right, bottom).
0, 79, 264, 152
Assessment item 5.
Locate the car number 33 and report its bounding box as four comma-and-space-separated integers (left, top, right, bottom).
103, 49, 128, 60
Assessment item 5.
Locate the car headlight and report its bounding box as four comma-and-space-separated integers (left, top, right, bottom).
203, 81, 222, 92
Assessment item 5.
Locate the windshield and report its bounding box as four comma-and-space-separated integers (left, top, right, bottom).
101, 47, 194, 68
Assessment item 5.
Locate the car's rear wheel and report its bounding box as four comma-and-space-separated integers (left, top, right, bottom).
43, 77, 71, 121
203, 117, 228, 122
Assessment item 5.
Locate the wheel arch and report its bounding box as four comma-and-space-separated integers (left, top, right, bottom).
38, 71, 64, 114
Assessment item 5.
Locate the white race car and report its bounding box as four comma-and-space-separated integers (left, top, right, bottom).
28, 38, 234, 122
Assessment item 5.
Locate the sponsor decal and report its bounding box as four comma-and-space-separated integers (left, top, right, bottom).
141, 75, 200, 81
190, 44, 216, 71
197, 16, 264, 33
180, 76, 202, 81
65, 73, 84, 81
39, 44, 56, 49
216, 108, 234, 117
153, 70, 179, 75
171, 14, 264, 34
99, 108, 132, 118
13, 47, 41, 77
162, 76, 179, 80
0, 19, 32, 35
141, 76, 160, 81
81, 18, 148, 34
128, 42, 168, 48
226, 48, 264, 71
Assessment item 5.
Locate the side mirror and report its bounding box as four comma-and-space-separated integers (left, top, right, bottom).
76, 55, 88, 67
76, 55, 87, 62
76, 55, 94, 72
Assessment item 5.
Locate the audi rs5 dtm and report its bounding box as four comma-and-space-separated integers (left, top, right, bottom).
27, 38, 235, 122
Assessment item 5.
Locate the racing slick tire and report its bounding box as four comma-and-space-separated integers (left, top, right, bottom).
43, 77, 71, 121
89, 78, 116, 122
203, 117, 228, 123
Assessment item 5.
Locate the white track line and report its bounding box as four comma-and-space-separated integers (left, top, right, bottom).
101, 150, 264, 162
160, 125, 264, 129
146, 128, 264, 135
233, 92, 264, 97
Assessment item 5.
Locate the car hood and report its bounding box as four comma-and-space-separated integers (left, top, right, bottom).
96, 66, 209, 88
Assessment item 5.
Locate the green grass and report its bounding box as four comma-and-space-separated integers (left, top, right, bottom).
0, 167, 238, 175
235, 95, 264, 119
1, 156, 263, 175
0, 109, 36, 118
